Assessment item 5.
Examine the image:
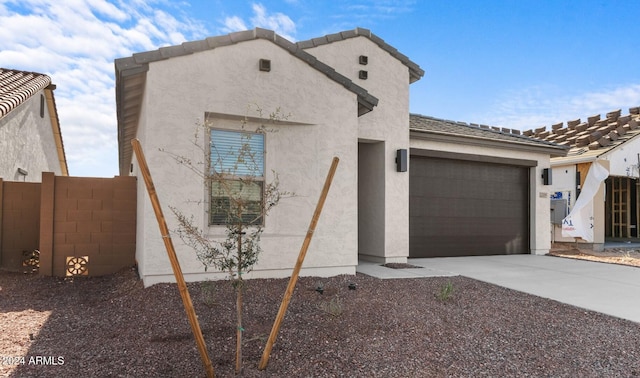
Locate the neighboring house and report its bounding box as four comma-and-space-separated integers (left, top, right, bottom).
0, 68, 68, 181
527, 107, 640, 250
115, 28, 566, 287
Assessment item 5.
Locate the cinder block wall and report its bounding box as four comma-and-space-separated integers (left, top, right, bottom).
41, 174, 137, 277
0, 179, 41, 270
0, 174, 136, 277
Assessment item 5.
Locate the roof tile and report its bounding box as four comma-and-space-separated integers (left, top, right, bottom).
206, 34, 234, 48
587, 114, 601, 126
409, 114, 567, 154
528, 107, 640, 159
0, 68, 51, 118
296, 27, 424, 83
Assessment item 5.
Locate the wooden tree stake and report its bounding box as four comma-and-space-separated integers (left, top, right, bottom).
258, 157, 340, 370
131, 139, 215, 378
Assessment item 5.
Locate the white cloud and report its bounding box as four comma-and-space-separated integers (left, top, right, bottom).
0, 0, 207, 177
222, 15, 248, 33
474, 84, 640, 131
250, 3, 296, 40
222, 3, 297, 41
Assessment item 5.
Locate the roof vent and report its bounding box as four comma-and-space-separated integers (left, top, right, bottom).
259, 59, 271, 72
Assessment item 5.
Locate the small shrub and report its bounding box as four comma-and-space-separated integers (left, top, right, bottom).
200, 280, 218, 307
319, 296, 343, 317
315, 281, 325, 295
436, 281, 454, 302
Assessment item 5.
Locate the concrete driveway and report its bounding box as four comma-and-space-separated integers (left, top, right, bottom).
357, 254, 640, 323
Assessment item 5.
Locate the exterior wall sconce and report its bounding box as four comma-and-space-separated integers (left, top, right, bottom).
359, 55, 368, 65
396, 149, 407, 172
259, 59, 271, 72
542, 168, 552, 185
358, 70, 368, 80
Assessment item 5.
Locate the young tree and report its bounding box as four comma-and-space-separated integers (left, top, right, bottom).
166, 105, 290, 373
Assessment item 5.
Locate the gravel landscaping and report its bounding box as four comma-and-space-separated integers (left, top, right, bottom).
2, 264, 640, 377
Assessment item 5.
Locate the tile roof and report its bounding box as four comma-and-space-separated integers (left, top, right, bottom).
296, 27, 425, 83
115, 27, 379, 116
0, 68, 68, 175
524, 107, 640, 162
0, 68, 52, 118
410, 113, 569, 156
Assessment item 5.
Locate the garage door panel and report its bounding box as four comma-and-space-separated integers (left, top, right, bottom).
412, 178, 523, 201
410, 235, 526, 257
411, 217, 526, 236
409, 155, 529, 257
412, 198, 527, 218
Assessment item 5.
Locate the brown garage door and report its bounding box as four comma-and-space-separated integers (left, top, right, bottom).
409, 155, 529, 257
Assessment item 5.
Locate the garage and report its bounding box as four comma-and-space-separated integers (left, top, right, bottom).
409, 152, 531, 257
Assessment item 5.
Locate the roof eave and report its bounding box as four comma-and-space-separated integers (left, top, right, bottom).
43, 87, 68, 176
297, 27, 425, 84
410, 128, 570, 157
115, 63, 148, 176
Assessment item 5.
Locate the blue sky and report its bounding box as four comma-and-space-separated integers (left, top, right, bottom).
2, 0, 640, 177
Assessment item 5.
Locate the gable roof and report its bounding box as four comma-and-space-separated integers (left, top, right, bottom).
525, 107, 640, 164
0, 68, 68, 175
115, 27, 383, 176
296, 27, 425, 84
410, 114, 569, 157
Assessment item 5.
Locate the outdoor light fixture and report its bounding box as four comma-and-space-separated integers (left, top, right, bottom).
359, 55, 368, 65
17, 168, 28, 176
396, 149, 407, 172
542, 168, 552, 185
358, 70, 368, 80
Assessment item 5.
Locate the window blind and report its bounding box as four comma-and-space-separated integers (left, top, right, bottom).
210, 129, 264, 177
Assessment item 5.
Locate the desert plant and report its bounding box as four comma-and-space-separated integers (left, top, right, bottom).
436, 281, 454, 302
166, 104, 291, 373
200, 280, 218, 307
319, 295, 343, 317
315, 281, 325, 294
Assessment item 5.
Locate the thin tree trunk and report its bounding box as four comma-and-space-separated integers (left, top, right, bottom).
235, 231, 243, 374
235, 286, 243, 374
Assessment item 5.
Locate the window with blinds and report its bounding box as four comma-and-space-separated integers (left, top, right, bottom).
209, 129, 265, 225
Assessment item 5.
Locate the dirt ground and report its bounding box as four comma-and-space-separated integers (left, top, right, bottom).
2, 246, 640, 377
548, 242, 640, 267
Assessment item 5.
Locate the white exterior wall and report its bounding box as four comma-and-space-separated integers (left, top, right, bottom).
410, 139, 554, 255
133, 39, 360, 286
602, 137, 640, 178
304, 37, 411, 263
0, 89, 63, 181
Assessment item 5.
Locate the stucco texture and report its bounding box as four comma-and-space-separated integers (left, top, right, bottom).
132, 39, 362, 286
0, 90, 62, 181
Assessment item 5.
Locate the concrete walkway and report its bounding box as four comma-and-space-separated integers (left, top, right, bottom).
357, 255, 640, 323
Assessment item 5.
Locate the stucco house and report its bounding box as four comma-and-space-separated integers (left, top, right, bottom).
115, 28, 567, 287
0, 68, 68, 181
527, 107, 640, 250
